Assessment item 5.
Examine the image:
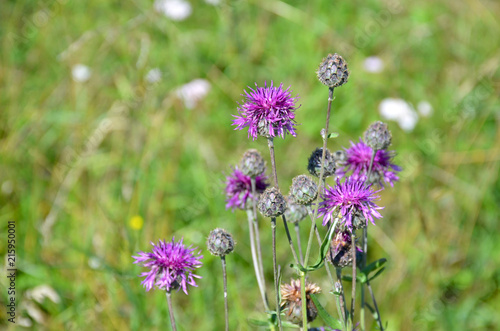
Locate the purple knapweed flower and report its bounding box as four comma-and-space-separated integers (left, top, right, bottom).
232, 81, 299, 140
337, 139, 401, 187
225, 167, 268, 210
318, 178, 383, 231
132, 238, 203, 294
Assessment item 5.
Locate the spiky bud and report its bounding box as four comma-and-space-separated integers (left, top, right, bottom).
332, 149, 347, 168
207, 228, 235, 257
307, 148, 336, 178
258, 187, 287, 218
289, 175, 318, 205
280, 279, 321, 326
284, 196, 309, 224
364, 121, 392, 151
239, 149, 266, 177
317, 53, 349, 88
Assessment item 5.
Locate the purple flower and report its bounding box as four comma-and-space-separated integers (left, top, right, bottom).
132, 238, 203, 294
318, 178, 383, 231
337, 139, 401, 187
225, 167, 268, 210
232, 81, 299, 140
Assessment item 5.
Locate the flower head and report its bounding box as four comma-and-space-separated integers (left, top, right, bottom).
225, 167, 268, 210
232, 81, 299, 140
281, 279, 321, 326
318, 178, 383, 231
337, 139, 401, 187
132, 238, 203, 294
207, 228, 235, 257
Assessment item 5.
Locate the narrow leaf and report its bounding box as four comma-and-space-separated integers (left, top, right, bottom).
310, 293, 343, 329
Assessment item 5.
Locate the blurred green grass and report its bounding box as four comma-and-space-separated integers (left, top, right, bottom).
1, 0, 500, 329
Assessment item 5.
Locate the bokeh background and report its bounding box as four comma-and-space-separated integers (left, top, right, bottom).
1, 0, 500, 329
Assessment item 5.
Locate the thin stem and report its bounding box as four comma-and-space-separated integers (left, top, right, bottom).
281, 214, 301, 266
267, 138, 279, 188
251, 178, 268, 308
361, 148, 376, 330
246, 209, 269, 311
295, 223, 304, 264
271, 218, 282, 330
221, 256, 229, 331
367, 281, 384, 330
315, 87, 334, 200
300, 272, 308, 330
336, 268, 348, 328
350, 232, 356, 325
166, 291, 177, 331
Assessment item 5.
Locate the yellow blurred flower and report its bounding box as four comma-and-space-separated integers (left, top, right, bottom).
129, 215, 144, 230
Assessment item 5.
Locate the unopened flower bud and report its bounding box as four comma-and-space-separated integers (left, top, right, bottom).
317, 53, 349, 88
239, 149, 266, 177
307, 148, 336, 178
364, 121, 392, 151
284, 196, 308, 223
207, 228, 235, 257
289, 175, 318, 205
258, 187, 287, 218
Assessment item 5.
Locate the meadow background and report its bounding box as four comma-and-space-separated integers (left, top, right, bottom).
1, 0, 500, 329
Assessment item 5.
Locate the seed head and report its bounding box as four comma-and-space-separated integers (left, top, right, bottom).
364, 121, 392, 151
239, 149, 266, 177
207, 228, 235, 257
258, 187, 287, 218
317, 53, 349, 88
289, 175, 318, 205
307, 147, 336, 178
284, 196, 309, 224
281, 279, 321, 326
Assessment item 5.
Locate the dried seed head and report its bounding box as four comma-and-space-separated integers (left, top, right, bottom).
364, 121, 392, 151
207, 228, 235, 257
284, 196, 309, 224
307, 147, 336, 178
239, 149, 266, 177
280, 279, 321, 326
317, 53, 349, 88
289, 175, 318, 205
258, 187, 287, 218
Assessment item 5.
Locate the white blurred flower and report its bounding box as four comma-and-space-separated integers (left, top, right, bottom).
2, 180, 13, 195
175, 79, 211, 109
363, 56, 384, 73
145, 68, 162, 83
26, 285, 61, 304
379, 98, 419, 132
88, 257, 102, 270
417, 100, 433, 117
71, 64, 91, 83
18, 316, 33, 328
154, 0, 192, 21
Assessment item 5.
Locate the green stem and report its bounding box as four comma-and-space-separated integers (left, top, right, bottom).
300, 272, 308, 330
166, 291, 177, 331
247, 209, 269, 311
221, 256, 229, 331
271, 218, 282, 331
350, 232, 356, 325
295, 223, 304, 264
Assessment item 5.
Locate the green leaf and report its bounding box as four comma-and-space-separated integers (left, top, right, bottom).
361, 258, 387, 276
368, 267, 386, 282
341, 273, 367, 283
248, 319, 269, 327
310, 293, 343, 329
328, 132, 339, 138
292, 219, 338, 272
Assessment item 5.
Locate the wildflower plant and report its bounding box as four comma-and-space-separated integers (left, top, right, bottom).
132, 52, 401, 331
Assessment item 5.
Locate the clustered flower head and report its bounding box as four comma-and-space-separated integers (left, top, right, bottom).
337, 139, 401, 187
289, 174, 318, 205
284, 195, 309, 224
232, 81, 299, 140
132, 238, 203, 294
318, 178, 383, 231
281, 279, 321, 326
225, 167, 268, 210
207, 228, 235, 257
239, 149, 266, 178
364, 121, 392, 151
317, 53, 349, 88
258, 187, 287, 218
307, 147, 336, 178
